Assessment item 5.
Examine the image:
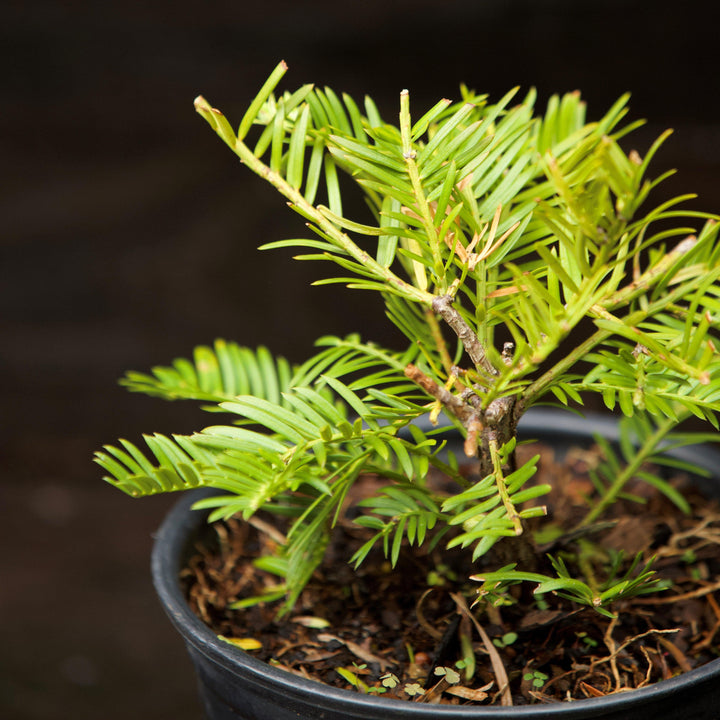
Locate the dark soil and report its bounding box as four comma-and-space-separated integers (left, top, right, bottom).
182, 441, 720, 707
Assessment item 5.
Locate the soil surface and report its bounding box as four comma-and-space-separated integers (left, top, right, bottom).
183, 441, 720, 706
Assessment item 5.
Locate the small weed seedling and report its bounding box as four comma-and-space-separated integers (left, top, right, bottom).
524, 670, 549, 689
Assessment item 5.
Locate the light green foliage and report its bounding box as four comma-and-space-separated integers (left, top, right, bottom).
434, 666, 461, 684
524, 670, 549, 689
493, 632, 518, 649
472, 551, 670, 617
336, 664, 376, 694
97, 62, 720, 615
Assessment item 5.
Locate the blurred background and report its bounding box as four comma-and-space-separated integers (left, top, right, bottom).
2, 1, 718, 717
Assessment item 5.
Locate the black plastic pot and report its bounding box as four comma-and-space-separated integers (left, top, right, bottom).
151, 409, 720, 719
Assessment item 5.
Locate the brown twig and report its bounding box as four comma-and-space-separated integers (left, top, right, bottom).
657, 636, 693, 674
415, 588, 444, 641
631, 578, 720, 605
602, 616, 622, 691
693, 593, 720, 651
432, 295, 497, 376
594, 620, 681, 693
404, 363, 489, 458
404, 364, 476, 425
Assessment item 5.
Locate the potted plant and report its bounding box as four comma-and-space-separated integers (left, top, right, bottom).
96, 61, 720, 718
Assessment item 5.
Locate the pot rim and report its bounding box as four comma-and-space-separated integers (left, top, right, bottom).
151, 408, 720, 717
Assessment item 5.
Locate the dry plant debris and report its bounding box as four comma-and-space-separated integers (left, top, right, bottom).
183, 441, 720, 706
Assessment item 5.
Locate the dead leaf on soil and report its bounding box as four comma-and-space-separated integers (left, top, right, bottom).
446, 682, 493, 701
451, 593, 513, 707
579, 681, 607, 697
317, 633, 390, 671
219, 636, 262, 651
302, 649, 342, 663
292, 615, 331, 629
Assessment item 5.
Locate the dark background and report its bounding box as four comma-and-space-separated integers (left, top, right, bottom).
2, 1, 718, 718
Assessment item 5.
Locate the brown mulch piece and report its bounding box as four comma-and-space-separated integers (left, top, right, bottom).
182, 441, 720, 706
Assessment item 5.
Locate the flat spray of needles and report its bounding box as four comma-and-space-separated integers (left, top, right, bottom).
96, 61, 720, 704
